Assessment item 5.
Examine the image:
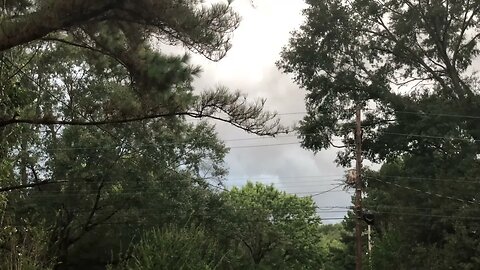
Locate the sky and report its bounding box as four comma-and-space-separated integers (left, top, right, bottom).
187, 0, 354, 222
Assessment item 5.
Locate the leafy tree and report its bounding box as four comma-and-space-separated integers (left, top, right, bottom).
0, 0, 283, 135
279, 2, 480, 267
0, 1, 285, 269
278, 0, 480, 165
0, 195, 54, 270
2, 116, 230, 269
114, 226, 226, 270
0, 0, 238, 58
318, 223, 354, 270
0, 31, 237, 267
362, 148, 480, 269
115, 183, 340, 270
218, 182, 324, 269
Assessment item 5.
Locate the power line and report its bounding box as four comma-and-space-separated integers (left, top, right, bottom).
368, 177, 480, 206
376, 175, 480, 184
231, 131, 480, 146
24, 130, 475, 153
8, 171, 480, 195
310, 184, 345, 197
379, 131, 480, 142
387, 110, 480, 119
0, 178, 346, 188
36, 141, 305, 152
228, 142, 301, 148
105, 211, 480, 221
4, 217, 348, 228
6, 188, 352, 198
227, 174, 344, 180
2, 174, 346, 183
3, 205, 350, 215
4, 129, 476, 155
222, 135, 298, 141
8, 202, 480, 221
366, 211, 480, 220
277, 110, 480, 119
5, 172, 480, 194
277, 112, 307, 116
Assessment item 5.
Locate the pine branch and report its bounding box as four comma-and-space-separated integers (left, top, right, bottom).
0, 0, 118, 51
0, 109, 283, 136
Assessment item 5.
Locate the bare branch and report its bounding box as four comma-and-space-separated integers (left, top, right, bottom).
84, 179, 106, 231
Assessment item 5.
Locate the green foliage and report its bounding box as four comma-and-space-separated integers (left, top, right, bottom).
116, 226, 225, 270
0, 11, 231, 268
219, 182, 324, 269
370, 230, 408, 269
280, 3, 480, 267
362, 147, 480, 269
0, 0, 240, 59
5, 117, 229, 269
0, 1, 285, 270
113, 182, 342, 270
278, 0, 480, 165
317, 223, 353, 270
0, 198, 54, 270
0, 0, 282, 135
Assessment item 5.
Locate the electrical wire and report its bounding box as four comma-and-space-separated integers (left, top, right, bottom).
373, 175, 480, 184
276, 110, 480, 119
309, 184, 345, 197
20, 130, 474, 153
5, 188, 352, 198
368, 177, 480, 206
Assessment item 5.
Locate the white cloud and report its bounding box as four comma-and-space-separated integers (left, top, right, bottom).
188, 0, 353, 221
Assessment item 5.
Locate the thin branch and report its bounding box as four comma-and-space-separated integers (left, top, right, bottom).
329, 138, 347, 149
0, 180, 67, 192
40, 36, 106, 56
452, 0, 477, 65
67, 206, 123, 246
1, 110, 281, 136
4, 45, 40, 82
28, 165, 43, 191
241, 238, 255, 261
84, 179, 106, 230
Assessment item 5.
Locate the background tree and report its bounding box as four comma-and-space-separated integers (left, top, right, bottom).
317, 223, 354, 270
0, 0, 283, 134
0, 1, 285, 269
115, 182, 342, 270
279, 1, 480, 269
218, 182, 325, 269
278, 0, 480, 165
363, 149, 480, 269
114, 226, 226, 270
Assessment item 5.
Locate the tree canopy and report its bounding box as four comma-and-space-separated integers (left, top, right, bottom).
220, 182, 324, 269
279, 1, 480, 269
0, 1, 296, 269
0, 0, 283, 135
115, 182, 333, 270
278, 0, 480, 165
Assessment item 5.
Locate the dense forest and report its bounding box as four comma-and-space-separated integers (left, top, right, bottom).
1, 0, 480, 269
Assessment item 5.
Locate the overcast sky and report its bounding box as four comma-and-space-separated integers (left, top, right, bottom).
189, 0, 353, 222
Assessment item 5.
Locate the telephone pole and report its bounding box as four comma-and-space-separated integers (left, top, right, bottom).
355, 105, 363, 270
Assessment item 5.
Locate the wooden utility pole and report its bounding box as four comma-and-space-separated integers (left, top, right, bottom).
355, 105, 363, 270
